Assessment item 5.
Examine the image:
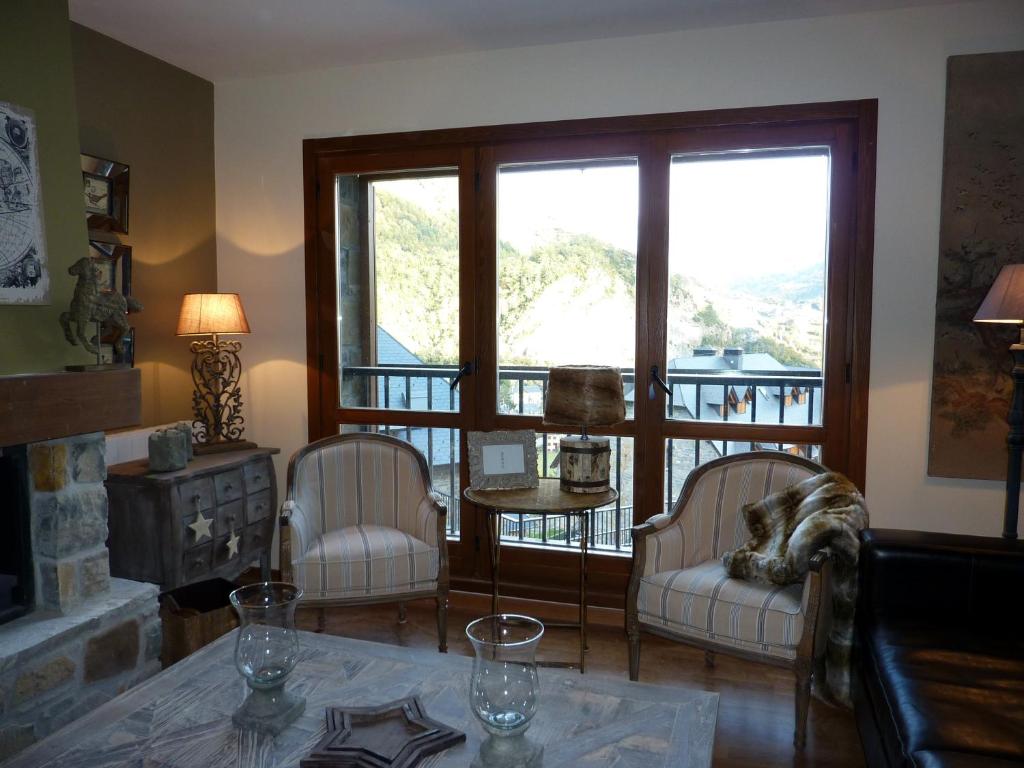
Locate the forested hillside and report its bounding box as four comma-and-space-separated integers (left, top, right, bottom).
373, 189, 822, 369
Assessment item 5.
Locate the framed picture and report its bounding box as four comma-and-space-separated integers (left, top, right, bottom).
88, 240, 131, 294
81, 154, 129, 233
0, 100, 49, 304
87, 240, 134, 366
467, 430, 539, 490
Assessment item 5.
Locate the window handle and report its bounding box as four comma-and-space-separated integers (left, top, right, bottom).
450, 361, 475, 391
650, 365, 672, 399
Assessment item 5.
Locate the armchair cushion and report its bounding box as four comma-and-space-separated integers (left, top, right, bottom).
637, 559, 806, 660
294, 524, 439, 600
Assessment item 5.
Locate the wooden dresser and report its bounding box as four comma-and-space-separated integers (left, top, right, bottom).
105, 448, 279, 591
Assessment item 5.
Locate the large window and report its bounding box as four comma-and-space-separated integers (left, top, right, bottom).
305, 102, 876, 606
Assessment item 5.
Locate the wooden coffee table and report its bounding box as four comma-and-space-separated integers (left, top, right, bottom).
8, 630, 718, 768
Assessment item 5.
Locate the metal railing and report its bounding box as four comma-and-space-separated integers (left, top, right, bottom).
345, 363, 823, 553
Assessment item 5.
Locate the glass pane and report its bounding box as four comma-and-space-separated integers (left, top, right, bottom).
664, 151, 828, 426
662, 438, 822, 514
336, 171, 460, 411
340, 423, 461, 540
496, 159, 638, 416
498, 431, 633, 553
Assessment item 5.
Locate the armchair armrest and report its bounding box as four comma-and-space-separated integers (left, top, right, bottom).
808, 548, 832, 572
631, 513, 688, 579
280, 500, 314, 562
413, 491, 447, 547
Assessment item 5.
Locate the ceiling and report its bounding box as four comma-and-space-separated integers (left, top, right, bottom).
69, 0, 958, 82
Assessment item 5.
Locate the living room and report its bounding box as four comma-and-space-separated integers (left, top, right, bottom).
1, 1, 1022, 766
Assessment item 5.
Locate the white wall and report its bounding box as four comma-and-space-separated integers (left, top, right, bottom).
215, 0, 1024, 537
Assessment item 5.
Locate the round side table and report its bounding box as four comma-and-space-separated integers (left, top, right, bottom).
464, 478, 618, 673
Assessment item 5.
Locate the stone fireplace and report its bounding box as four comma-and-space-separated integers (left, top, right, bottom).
0, 371, 160, 760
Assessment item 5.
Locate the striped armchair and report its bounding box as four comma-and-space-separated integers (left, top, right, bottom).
279, 433, 449, 652
626, 451, 833, 748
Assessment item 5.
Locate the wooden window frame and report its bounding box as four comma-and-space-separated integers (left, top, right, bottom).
303, 100, 876, 608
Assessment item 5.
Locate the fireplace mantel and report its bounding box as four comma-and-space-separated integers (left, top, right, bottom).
0, 369, 141, 448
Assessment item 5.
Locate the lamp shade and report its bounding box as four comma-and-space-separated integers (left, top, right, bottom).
543, 365, 626, 428
975, 265, 1024, 323
176, 293, 251, 336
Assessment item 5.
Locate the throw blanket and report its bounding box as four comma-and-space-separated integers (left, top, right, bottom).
722, 471, 868, 706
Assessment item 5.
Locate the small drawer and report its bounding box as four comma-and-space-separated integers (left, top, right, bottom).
244, 460, 271, 493
242, 523, 268, 556
215, 470, 244, 503
179, 477, 215, 512
245, 489, 272, 524
215, 500, 244, 539
182, 542, 212, 582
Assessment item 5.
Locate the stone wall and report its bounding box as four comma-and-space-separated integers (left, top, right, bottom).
0, 432, 162, 761
29, 432, 111, 612
0, 579, 160, 760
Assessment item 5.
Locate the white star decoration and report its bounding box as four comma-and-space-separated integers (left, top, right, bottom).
188, 512, 212, 543
226, 531, 241, 558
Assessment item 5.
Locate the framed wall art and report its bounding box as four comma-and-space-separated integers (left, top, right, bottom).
81, 153, 129, 234
0, 101, 49, 304
927, 51, 1024, 480
87, 240, 134, 366
467, 430, 539, 490
88, 240, 132, 294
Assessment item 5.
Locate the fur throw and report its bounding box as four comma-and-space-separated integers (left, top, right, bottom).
722, 471, 868, 706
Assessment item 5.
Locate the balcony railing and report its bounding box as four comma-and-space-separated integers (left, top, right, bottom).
343, 363, 823, 553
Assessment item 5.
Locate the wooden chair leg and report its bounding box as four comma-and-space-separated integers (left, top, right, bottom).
704, 651, 716, 669
436, 595, 448, 653
627, 629, 640, 681
794, 661, 812, 749
398, 602, 407, 624
316, 607, 326, 634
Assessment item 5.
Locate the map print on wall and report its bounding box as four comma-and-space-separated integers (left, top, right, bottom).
0, 101, 49, 304
928, 51, 1024, 480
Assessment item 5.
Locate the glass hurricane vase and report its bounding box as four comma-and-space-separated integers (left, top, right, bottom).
229, 582, 305, 736
466, 614, 544, 737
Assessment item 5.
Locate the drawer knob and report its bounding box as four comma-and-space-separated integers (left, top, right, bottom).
191, 493, 201, 504
255, 504, 264, 513
254, 474, 262, 482
192, 557, 203, 567
224, 483, 233, 492
227, 514, 236, 523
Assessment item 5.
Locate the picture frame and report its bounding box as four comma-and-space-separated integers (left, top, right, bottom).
88, 240, 131, 294
81, 154, 129, 233
87, 240, 134, 366
467, 430, 539, 490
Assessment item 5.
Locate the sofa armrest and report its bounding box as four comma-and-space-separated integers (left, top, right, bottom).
858, 528, 1024, 635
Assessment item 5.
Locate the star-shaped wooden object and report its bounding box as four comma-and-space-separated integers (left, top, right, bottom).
188, 511, 212, 543
226, 531, 240, 558
300, 696, 465, 768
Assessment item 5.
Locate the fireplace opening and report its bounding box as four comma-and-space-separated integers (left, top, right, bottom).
0, 446, 33, 624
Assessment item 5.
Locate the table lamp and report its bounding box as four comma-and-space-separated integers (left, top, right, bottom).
543, 366, 626, 493
974, 264, 1024, 539
176, 293, 255, 454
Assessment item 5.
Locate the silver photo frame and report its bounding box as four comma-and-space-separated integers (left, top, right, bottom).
467, 430, 539, 490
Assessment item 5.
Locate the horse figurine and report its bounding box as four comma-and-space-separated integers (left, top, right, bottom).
60, 256, 143, 354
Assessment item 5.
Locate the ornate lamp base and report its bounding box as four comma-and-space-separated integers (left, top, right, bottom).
189, 335, 252, 451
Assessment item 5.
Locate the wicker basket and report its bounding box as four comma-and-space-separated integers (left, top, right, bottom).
159, 578, 239, 666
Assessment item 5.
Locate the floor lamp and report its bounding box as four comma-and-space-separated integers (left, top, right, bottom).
974, 264, 1024, 539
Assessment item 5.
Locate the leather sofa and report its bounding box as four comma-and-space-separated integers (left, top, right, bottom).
853, 528, 1024, 767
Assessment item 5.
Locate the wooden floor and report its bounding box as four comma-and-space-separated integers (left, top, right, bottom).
296, 597, 865, 768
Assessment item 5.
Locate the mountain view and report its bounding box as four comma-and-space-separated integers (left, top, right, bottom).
373, 186, 824, 371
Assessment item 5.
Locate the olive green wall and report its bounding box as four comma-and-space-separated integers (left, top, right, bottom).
71, 23, 217, 426
0, 0, 93, 371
